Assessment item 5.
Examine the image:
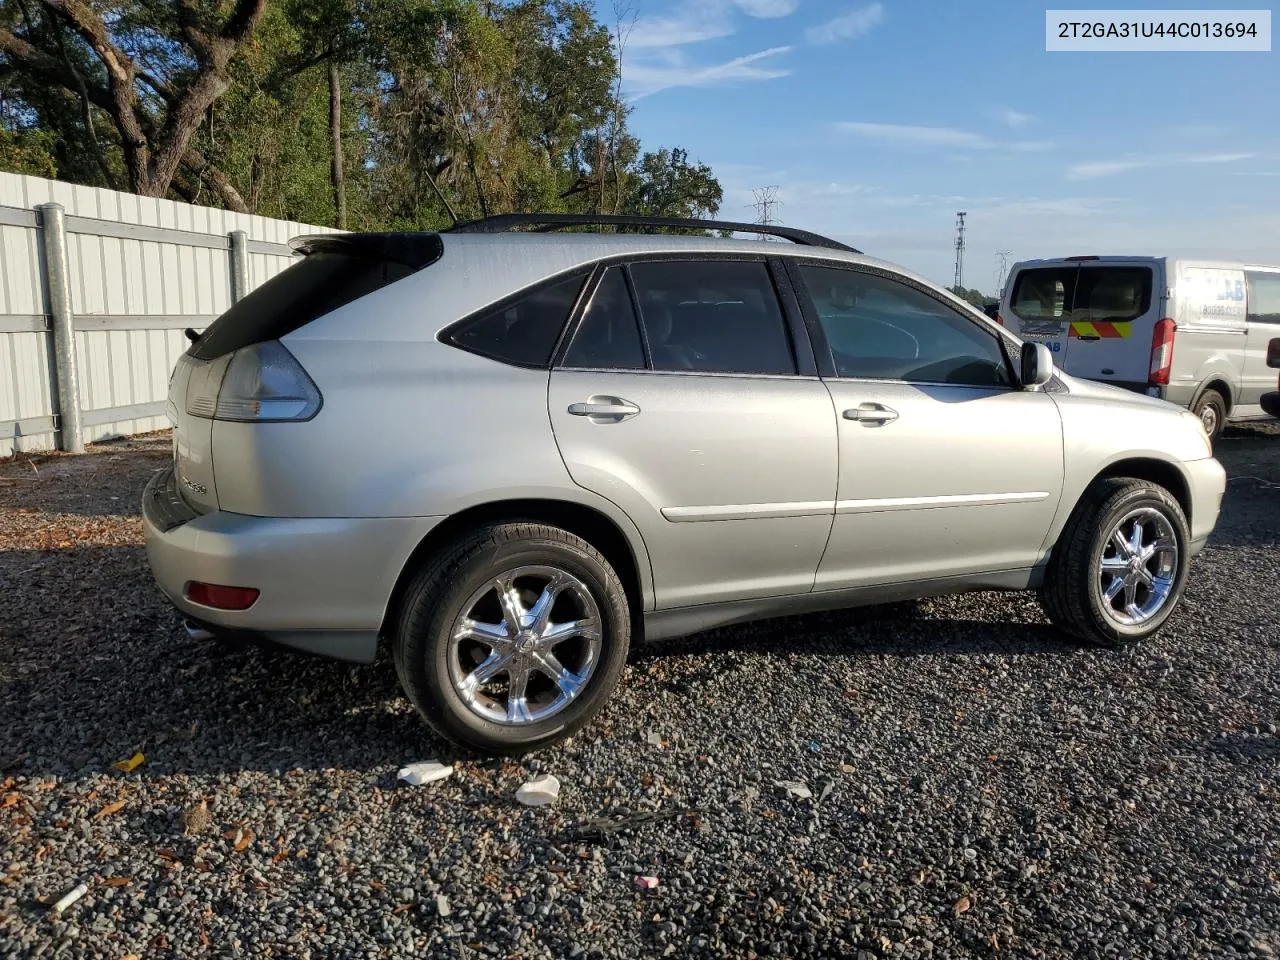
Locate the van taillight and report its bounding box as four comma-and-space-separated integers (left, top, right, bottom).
1266, 337, 1280, 368
1149, 318, 1176, 386
995, 313, 1005, 326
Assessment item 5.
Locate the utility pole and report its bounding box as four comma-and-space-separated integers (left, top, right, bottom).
995, 250, 1012, 296
952, 211, 967, 291
750, 186, 781, 240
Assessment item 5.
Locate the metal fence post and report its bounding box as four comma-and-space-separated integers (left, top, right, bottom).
229, 230, 250, 303
38, 202, 84, 454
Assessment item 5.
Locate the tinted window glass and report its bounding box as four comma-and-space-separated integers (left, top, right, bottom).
563, 267, 646, 369
1008, 266, 1152, 330
1073, 267, 1152, 322
799, 265, 1011, 387
447, 274, 585, 367
629, 261, 795, 375
190, 252, 418, 360
1247, 271, 1280, 324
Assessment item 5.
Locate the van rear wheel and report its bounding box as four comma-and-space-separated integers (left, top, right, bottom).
1191, 389, 1226, 443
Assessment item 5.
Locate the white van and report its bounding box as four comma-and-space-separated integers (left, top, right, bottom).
999, 256, 1280, 439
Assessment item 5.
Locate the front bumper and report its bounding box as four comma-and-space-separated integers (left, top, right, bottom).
1261, 391, 1280, 419
141, 466, 443, 663
1184, 456, 1227, 553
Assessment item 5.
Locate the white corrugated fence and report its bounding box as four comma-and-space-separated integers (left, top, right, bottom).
0, 172, 336, 457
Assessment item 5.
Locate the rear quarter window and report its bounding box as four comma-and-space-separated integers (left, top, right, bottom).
444, 274, 587, 368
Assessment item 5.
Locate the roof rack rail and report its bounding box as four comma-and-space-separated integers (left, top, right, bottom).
447, 213, 861, 254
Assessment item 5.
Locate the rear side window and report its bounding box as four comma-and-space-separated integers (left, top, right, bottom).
563, 267, 646, 369
1247, 271, 1280, 324
629, 260, 795, 375
190, 252, 417, 360
446, 274, 586, 367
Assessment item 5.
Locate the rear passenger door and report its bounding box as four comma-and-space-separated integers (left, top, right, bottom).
548, 258, 838, 609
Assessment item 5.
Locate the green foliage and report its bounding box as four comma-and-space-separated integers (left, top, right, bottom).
950, 286, 994, 307
0, 0, 723, 231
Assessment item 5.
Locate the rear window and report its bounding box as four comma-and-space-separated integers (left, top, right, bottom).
445, 274, 587, 368
1008, 265, 1151, 327
189, 234, 442, 360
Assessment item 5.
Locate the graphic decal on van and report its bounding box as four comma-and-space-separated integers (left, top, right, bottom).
1068, 321, 1132, 338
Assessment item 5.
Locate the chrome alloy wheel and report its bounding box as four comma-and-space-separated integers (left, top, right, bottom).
447, 565, 602, 725
1097, 508, 1179, 627
1199, 404, 1219, 437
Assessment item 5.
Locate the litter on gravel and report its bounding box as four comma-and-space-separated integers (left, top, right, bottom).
397, 761, 454, 786
515, 774, 561, 806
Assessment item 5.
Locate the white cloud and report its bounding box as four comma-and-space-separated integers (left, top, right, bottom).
832, 121, 1053, 153
834, 121, 989, 147
734, 0, 801, 17
629, 0, 800, 48
1068, 152, 1255, 180
805, 2, 885, 44
626, 46, 793, 98
1000, 108, 1034, 127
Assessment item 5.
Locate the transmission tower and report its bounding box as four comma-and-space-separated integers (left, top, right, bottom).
952, 211, 967, 290
750, 186, 781, 240
995, 250, 1012, 296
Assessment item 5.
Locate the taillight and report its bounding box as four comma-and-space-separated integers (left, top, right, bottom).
186, 340, 321, 422
1266, 337, 1280, 368
185, 582, 260, 610
995, 313, 1005, 326
1149, 318, 1176, 386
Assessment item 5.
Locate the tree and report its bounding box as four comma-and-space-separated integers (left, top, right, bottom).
627, 148, 722, 220
950, 285, 993, 308
0, 0, 267, 207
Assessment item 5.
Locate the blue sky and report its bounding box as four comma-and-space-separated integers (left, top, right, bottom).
605, 0, 1278, 291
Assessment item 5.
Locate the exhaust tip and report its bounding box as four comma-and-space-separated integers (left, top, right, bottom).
183, 619, 216, 642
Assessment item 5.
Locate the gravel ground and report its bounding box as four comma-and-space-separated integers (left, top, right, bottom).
2, 426, 1278, 959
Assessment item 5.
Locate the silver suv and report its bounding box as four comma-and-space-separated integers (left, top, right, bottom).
142, 215, 1227, 753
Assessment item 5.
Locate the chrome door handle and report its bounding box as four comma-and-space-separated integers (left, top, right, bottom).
567, 396, 640, 420
843, 403, 898, 424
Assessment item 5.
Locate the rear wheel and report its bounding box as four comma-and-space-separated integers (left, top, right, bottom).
1039, 478, 1190, 647
1191, 389, 1227, 443
393, 522, 630, 754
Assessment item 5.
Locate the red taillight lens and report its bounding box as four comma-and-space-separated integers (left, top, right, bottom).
995, 313, 1005, 326
1266, 337, 1280, 369
1149, 318, 1176, 386
185, 582, 260, 610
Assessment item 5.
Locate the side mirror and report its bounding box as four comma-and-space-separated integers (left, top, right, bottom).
1020, 342, 1054, 387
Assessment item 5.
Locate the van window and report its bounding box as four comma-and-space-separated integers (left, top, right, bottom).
1246, 271, 1280, 325
1009, 268, 1075, 324
1008, 265, 1152, 328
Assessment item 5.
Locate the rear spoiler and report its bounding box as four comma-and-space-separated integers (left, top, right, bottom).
289, 233, 444, 271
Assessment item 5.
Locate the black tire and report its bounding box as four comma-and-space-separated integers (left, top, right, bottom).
392, 522, 630, 754
1191, 389, 1227, 444
1038, 478, 1191, 648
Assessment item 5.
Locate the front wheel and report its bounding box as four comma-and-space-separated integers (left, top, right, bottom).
1039, 478, 1191, 647
392, 522, 630, 754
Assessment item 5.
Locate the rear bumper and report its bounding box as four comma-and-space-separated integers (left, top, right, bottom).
141, 466, 443, 663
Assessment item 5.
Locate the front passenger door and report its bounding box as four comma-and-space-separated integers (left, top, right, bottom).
792, 263, 1066, 589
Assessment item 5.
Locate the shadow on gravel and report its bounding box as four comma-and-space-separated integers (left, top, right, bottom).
633, 601, 1074, 664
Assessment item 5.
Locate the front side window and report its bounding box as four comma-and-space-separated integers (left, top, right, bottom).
1247, 270, 1280, 324
628, 260, 796, 375
798, 265, 1011, 387
446, 273, 585, 367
